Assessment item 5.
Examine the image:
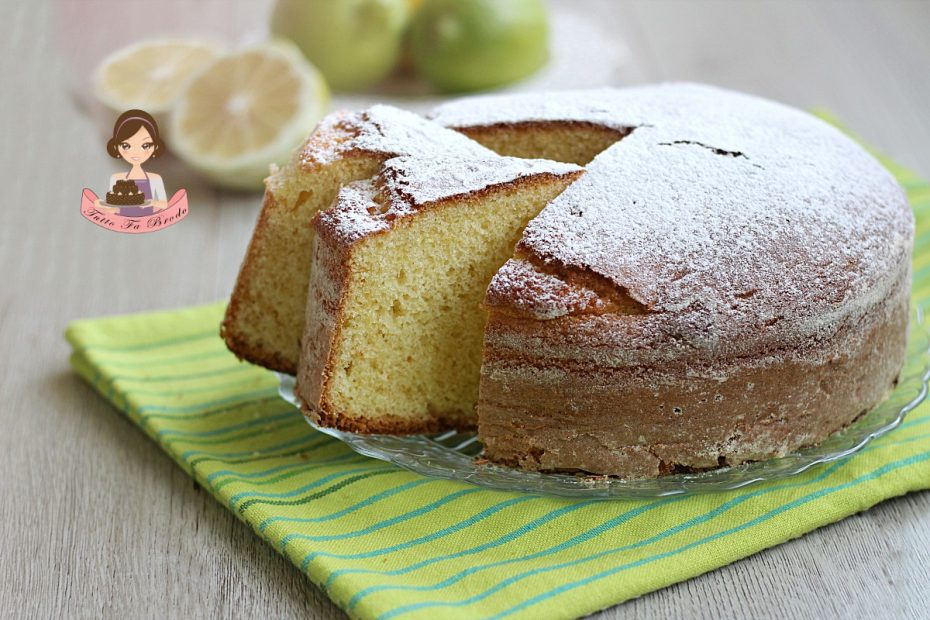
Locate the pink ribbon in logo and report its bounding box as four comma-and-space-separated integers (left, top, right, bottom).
80, 188, 190, 234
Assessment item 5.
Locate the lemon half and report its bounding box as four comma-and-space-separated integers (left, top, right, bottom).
169, 40, 329, 190
93, 39, 223, 116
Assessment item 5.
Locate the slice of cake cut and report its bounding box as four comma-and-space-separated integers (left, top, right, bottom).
221, 105, 495, 374
296, 155, 582, 433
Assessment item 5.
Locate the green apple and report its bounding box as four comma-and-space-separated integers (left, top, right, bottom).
409, 0, 548, 93
270, 0, 410, 92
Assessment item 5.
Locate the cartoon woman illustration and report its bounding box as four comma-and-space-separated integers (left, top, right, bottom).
97, 109, 168, 216
81, 109, 188, 233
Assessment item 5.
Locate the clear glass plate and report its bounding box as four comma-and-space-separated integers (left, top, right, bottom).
277, 306, 930, 499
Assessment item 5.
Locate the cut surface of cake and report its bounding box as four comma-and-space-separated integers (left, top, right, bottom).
297, 155, 582, 432
221, 105, 496, 374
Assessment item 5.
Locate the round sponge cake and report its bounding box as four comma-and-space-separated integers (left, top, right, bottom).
228, 83, 913, 479
431, 84, 914, 477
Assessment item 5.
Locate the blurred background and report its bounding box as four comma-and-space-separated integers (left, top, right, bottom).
52, 0, 930, 199
32, 0, 930, 321
21, 0, 925, 317
3, 1, 930, 617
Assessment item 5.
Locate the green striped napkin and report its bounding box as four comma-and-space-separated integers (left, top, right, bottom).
67, 145, 930, 620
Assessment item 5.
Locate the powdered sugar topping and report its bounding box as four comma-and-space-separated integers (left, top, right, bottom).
314, 84, 912, 359
458, 84, 912, 351
379, 156, 581, 209
299, 104, 493, 169
321, 156, 581, 240
315, 180, 390, 244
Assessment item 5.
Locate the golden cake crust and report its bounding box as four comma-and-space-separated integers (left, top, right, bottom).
479, 258, 910, 477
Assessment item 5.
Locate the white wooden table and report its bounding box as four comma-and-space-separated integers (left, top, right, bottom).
2, 0, 928, 617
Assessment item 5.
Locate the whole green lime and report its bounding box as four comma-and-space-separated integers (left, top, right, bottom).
271, 0, 410, 92
409, 0, 548, 93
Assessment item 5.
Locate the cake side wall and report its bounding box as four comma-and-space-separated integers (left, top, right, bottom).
477, 259, 913, 478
